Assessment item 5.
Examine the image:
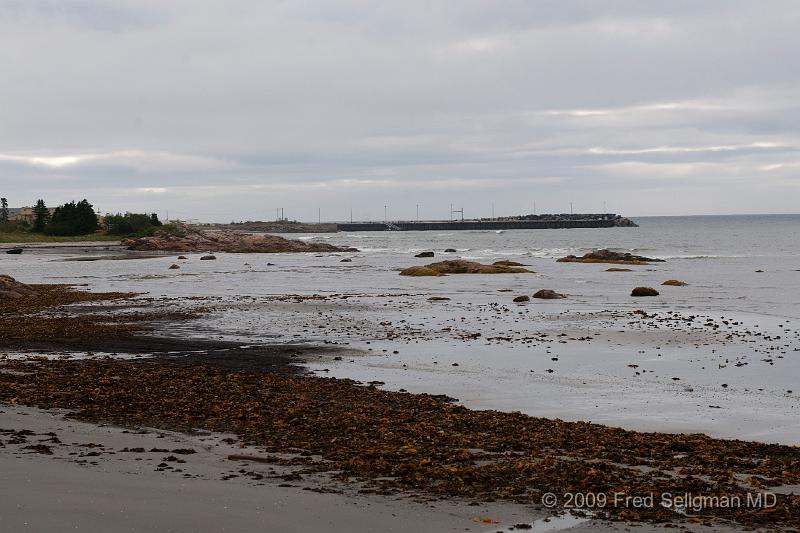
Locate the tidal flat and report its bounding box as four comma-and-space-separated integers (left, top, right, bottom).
2, 217, 800, 531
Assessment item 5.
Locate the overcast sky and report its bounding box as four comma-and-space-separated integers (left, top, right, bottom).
1, 1, 799, 221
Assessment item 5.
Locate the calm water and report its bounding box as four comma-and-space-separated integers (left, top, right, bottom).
3, 214, 800, 443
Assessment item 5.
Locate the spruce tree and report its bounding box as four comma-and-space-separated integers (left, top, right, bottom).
32, 199, 49, 233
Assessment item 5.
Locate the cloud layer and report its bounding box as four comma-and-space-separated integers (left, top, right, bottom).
1, 1, 799, 220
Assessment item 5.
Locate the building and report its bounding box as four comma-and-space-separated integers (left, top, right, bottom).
8, 207, 56, 225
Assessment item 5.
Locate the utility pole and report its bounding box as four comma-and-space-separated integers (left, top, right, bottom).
384, 205, 387, 223
491, 202, 494, 220
416, 204, 419, 222
534, 201, 537, 216
350, 207, 353, 223
450, 203, 453, 221
570, 202, 573, 215
318, 207, 321, 224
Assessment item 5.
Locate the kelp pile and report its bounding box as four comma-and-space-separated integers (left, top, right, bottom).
0, 281, 197, 345
2, 357, 799, 529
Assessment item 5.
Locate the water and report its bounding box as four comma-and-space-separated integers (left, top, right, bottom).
3, 215, 800, 443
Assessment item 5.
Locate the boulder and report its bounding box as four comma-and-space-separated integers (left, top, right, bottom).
5, 248, 23, 255
400, 260, 532, 276
605, 267, 633, 272
399, 266, 444, 277
662, 279, 688, 286
415, 251, 435, 258
340, 258, 353, 262
0, 275, 37, 299
177, 255, 188, 260
444, 248, 457, 253
428, 296, 451, 301
558, 249, 665, 265
533, 289, 566, 299
169, 264, 180, 269
631, 287, 659, 297
200, 255, 216, 260
513, 295, 530, 303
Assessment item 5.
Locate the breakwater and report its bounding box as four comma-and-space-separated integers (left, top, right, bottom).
337, 218, 623, 232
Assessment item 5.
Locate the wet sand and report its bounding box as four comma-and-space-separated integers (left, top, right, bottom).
0, 406, 543, 533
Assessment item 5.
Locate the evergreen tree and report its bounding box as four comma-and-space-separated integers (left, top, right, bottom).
32, 199, 49, 233
0, 198, 8, 222
45, 199, 99, 235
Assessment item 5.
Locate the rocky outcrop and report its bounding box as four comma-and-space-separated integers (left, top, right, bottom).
399, 266, 445, 277
605, 267, 633, 272
123, 227, 357, 254
0, 275, 37, 299
415, 251, 435, 258
631, 287, 660, 297
558, 249, 664, 265
533, 289, 566, 299
613, 217, 638, 227
662, 280, 688, 286
513, 295, 530, 302
400, 260, 532, 276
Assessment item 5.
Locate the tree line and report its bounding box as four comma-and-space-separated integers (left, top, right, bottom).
1, 197, 163, 237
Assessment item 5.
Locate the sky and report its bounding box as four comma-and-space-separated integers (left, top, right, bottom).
1, 0, 799, 222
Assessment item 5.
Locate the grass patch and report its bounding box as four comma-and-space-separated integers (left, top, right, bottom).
0, 232, 121, 244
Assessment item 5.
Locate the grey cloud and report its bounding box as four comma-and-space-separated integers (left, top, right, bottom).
1, 1, 799, 219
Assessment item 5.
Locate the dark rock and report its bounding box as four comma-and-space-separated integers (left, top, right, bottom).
631, 287, 659, 297
415, 251, 435, 258
533, 289, 566, 299
168, 264, 180, 269
513, 295, 530, 302
200, 255, 216, 260
558, 249, 665, 265
444, 248, 457, 253
5, 248, 23, 255
662, 280, 688, 286
400, 260, 532, 276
